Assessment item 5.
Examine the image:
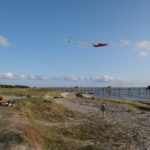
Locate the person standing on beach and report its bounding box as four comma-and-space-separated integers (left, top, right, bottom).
101, 104, 106, 119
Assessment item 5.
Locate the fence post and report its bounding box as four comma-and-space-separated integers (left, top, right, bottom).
118, 88, 120, 96
114, 88, 116, 96
102, 88, 104, 96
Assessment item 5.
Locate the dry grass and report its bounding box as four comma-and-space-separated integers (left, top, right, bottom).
22, 124, 79, 150
98, 98, 150, 111
15, 97, 79, 122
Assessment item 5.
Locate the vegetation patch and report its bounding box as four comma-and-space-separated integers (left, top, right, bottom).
22, 124, 80, 150
15, 97, 78, 122
98, 98, 150, 111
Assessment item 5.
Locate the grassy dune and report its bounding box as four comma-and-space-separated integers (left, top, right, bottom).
0, 89, 81, 149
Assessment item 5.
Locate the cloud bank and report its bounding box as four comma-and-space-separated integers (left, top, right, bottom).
135, 41, 150, 50
0, 73, 128, 84
0, 73, 52, 80
134, 41, 150, 56
138, 51, 148, 56
0, 35, 10, 48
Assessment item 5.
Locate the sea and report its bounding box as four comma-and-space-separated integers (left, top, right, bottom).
55, 87, 150, 101
93, 87, 150, 101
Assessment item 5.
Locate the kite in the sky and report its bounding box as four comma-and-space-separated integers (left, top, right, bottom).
92, 42, 109, 47
64, 38, 109, 47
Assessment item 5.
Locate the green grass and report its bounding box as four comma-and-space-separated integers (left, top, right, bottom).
59, 122, 111, 140
0, 88, 62, 98
98, 98, 150, 111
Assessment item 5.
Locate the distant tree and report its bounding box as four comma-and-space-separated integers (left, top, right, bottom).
0, 84, 30, 88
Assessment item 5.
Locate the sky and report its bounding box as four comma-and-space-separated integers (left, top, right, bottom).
0, 0, 150, 87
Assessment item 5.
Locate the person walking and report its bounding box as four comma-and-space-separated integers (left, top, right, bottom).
101, 104, 106, 119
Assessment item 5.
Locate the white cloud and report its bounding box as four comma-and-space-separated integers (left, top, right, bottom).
90, 75, 128, 83
135, 41, 150, 50
0, 73, 129, 85
120, 40, 131, 46
64, 75, 86, 82
0, 73, 13, 79
65, 75, 78, 81
64, 75, 128, 84
0, 35, 10, 48
0, 73, 52, 80
138, 51, 148, 56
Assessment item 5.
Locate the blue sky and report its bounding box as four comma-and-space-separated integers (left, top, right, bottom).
0, 0, 150, 87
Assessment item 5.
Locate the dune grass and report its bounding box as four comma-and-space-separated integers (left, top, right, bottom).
98, 98, 150, 111
0, 89, 81, 149
22, 123, 79, 150
0, 88, 62, 98
15, 97, 78, 122
12, 91, 82, 149
20, 115, 133, 150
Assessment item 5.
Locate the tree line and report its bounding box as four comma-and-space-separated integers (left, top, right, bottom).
0, 84, 30, 88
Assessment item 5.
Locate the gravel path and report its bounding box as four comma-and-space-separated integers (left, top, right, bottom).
55, 98, 99, 113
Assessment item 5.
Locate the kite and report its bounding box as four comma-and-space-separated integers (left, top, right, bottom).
64, 38, 109, 47
93, 42, 109, 47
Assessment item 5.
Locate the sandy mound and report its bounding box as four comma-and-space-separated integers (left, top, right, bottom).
61, 92, 76, 98
61, 92, 93, 99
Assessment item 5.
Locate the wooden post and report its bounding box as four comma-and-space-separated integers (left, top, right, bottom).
118, 88, 120, 96
114, 88, 116, 96
102, 88, 104, 96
